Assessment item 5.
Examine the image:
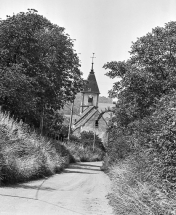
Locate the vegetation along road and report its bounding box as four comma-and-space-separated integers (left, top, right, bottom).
0, 162, 113, 215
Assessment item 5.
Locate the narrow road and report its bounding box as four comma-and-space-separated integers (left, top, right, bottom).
0, 162, 113, 215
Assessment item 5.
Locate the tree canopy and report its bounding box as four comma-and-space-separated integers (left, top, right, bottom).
0, 9, 84, 132
104, 21, 176, 184
104, 21, 176, 121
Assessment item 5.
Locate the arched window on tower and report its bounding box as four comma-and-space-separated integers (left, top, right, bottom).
88, 95, 93, 105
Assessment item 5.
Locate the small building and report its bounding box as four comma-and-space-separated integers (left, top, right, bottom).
72, 61, 108, 141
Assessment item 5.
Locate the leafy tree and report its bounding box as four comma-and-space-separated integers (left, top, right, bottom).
104, 22, 176, 121
42, 109, 64, 135
0, 65, 35, 120
0, 9, 84, 132
104, 22, 176, 184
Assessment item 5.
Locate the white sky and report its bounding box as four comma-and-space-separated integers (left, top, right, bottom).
0, 0, 176, 96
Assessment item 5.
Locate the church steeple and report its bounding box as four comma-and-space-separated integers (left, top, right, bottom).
82, 53, 100, 94
90, 53, 95, 73
80, 53, 100, 113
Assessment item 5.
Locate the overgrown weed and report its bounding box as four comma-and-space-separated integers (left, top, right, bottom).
108, 149, 176, 215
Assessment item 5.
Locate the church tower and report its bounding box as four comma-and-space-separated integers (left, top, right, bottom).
73, 53, 107, 140
80, 54, 100, 113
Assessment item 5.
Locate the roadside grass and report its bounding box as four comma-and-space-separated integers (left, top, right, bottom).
0, 112, 71, 185
107, 150, 176, 215
0, 112, 104, 185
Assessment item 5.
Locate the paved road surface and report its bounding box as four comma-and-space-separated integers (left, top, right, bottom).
0, 162, 113, 215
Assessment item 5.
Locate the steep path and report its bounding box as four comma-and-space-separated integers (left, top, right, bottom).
0, 162, 113, 215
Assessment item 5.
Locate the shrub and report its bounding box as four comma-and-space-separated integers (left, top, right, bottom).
64, 141, 104, 162
69, 134, 80, 142
80, 131, 105, 151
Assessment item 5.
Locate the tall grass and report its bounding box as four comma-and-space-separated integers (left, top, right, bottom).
0, 112, 71, 184
0, 112, 104, 185
107, 149, 176, 215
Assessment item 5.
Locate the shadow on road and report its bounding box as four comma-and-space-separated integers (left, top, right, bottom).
63, 170, 97, 174
68, 165, 100, 172
77, 163, 101, 168
9, 184, 56, 191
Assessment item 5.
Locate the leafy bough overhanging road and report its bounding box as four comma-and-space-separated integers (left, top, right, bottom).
0, 162, 113, 215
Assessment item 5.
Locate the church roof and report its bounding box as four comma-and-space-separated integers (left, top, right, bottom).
82, 65, 100, 94
75, 106, 94, 124
73, 106, 98, 131
74, 108, 98, 131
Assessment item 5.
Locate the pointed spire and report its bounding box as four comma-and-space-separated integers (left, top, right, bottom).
90, 53, 96, 73
82, 53, 100, 94
91, 62, 94, 73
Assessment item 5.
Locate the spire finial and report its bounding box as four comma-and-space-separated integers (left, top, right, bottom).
90, 53, 96, 72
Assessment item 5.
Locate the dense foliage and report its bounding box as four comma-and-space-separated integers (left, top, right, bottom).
104, 21, 176, 214
0, 9, 84, 134
104, 21, 176, 166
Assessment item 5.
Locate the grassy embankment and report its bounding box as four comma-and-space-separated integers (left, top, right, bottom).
106, 149, 176, 215
104, 101, 176, 215
0, 112, 103, 185
106, 146, 176, 215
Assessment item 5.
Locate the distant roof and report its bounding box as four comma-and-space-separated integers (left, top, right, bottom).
82, 65, 100, 94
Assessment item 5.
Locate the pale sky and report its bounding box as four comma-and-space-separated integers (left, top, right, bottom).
0, 0, 176, 96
